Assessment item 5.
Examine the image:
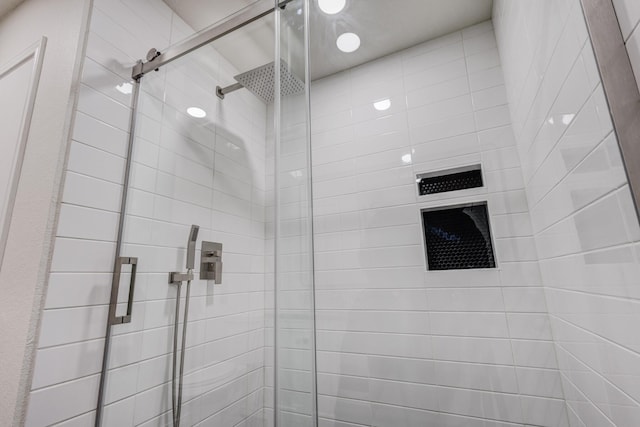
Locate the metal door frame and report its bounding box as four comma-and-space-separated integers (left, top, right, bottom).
580, 0, 640, 219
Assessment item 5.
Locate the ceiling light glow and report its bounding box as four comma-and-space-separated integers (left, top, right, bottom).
116, 82, 133, 95
318, 0, 346, 14
187, 107, 206, 118
337, 32, 360, 53
562, 114, 575, 125
374, 99, 391, 111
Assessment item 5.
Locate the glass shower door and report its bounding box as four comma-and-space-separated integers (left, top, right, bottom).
96, 2, 317, 425
271, 0, 317, 426
100, 16, 273, 426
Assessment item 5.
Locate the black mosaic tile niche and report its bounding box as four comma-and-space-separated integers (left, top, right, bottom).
418, 166, 483, 196
422, 203, 496, 270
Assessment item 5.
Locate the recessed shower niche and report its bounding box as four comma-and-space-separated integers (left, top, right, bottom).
421, 202, 496, 271
417, 164, 483, 196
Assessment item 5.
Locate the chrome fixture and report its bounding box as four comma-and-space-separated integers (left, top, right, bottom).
200, 241, 223, 283
96, 76, 142, 427
145, 48, 161, 62
130, 1, 297, 80
168, 224, 199, 427
186, 224, 199, 270
216, 59, 304, 103
108, 256, 138, 325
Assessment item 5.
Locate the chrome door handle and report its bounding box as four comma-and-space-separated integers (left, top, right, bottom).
109, 256, 138, 325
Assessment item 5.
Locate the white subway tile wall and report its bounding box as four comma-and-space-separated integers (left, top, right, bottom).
494, 0, 640, 426
310, 22, 567, 427
27, 0, 269, 425
24, 0, 640, 425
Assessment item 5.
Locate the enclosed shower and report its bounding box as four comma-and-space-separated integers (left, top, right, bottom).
92, 2, 316, 426
20, 0, 640, 426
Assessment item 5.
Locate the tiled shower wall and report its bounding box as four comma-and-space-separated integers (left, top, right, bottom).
494, 0, 640, 426
310, 22, 568, 427
26, 0, 269, 425
612, 0, 640, 92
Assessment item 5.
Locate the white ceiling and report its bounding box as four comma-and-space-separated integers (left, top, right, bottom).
0, 0, 25, 20
309, 0, 493, 79
164, 0, 493, 81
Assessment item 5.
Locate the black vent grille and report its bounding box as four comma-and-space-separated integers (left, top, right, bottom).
418, 169, 483, 196
422, 204, 496, 270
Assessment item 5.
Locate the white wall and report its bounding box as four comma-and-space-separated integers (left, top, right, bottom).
613, 0, 640, 92
0, 0, 90, 424
310, 22, 568, 427
494, 1, 640, 426
26, 0, 270, 425
0, 0, 26, 20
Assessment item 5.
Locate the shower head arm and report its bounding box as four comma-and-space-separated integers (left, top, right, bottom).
216, 82, 244, 100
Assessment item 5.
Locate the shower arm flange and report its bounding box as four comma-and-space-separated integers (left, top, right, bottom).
216, 82, 244, 100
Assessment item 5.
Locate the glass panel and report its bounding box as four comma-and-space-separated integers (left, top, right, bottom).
101, 11, 275, 427
305, 0, 640, 426
272, 0, 317, 426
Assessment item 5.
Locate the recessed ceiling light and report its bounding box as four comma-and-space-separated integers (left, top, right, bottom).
187, 107, 206, 118
318, 0, 346, 14
337, 32, 360, 53
374, 99, 391, 111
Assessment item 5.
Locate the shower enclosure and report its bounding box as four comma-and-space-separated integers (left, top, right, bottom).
24, 0, 640, 426
94, 1, 316, 426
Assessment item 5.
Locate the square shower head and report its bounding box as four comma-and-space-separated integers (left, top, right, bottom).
233, 59, 305, 103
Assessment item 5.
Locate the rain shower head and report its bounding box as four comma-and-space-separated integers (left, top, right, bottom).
216, 59, 305, 103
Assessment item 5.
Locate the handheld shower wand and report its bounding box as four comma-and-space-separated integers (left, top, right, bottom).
170, 225, 199, 427
186, 225, 198, 270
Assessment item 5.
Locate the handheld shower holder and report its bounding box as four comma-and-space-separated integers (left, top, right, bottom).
168, 271, 194, 284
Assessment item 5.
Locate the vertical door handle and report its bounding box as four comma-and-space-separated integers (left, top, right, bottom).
109, 256, 138, 325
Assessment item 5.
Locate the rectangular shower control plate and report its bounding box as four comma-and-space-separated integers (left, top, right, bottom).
200, 241, 223, 283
